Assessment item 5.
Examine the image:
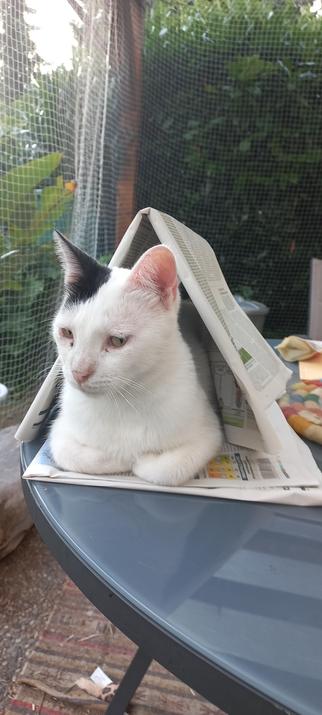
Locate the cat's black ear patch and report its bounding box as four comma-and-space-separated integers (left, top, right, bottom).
54, 230, 111, 305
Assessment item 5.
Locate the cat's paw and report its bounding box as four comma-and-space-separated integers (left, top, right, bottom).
51, 434, 105, 474
133, 452, 189, 487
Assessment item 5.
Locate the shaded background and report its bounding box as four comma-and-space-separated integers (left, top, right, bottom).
1, 0, 322, 425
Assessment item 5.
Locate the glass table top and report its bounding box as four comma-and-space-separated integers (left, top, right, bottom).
26, 473, 322, 715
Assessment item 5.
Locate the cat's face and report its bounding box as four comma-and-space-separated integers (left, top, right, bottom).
53, 232, 180, 394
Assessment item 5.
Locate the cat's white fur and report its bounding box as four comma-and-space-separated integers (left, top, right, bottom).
50, 240, 222, 486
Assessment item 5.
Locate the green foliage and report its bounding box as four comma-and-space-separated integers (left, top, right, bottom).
0, 150, 73, 398
98, 252, 114, 265
0, 0, 38, 101
0, 0, 76, 414
0, 245, 61, 398
0, 153, 63, 227
138, 0, 322, 336
0, 74, 73, 174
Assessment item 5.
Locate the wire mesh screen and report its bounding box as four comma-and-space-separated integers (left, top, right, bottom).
1, 0, 322, 427
0, 0, 144, 427
137, 0, 322, 339
0, 0, 77, 426
71, 0, 144, 257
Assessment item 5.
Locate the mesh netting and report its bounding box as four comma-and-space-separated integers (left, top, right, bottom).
138, 0, 322, 339
1, 0, 322, 427
0, 0, 77, 426
0, 0, 144, 426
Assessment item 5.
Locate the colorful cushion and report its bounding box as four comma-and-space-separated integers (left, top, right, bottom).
278, 380, 322, 445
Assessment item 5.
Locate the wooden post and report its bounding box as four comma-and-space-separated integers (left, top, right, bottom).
308, 258, 322, 339
115, 0, 145, 246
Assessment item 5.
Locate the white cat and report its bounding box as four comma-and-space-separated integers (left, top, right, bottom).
50, 231, 222, 486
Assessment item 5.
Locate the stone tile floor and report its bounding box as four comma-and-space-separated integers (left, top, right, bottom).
0, 421, 66, 710
0, 527, 65, 711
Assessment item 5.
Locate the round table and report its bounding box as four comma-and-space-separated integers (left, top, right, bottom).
22, 430, 322, 715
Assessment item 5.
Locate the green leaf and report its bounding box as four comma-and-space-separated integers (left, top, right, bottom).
162, 117, 174, 131
183, 129, 199, 140
41, 264, 61, 280
270, 139, 322, 165
98, 253, 113, 265
204, 84, 216, 95
5, 195, 37, 230
0, 280, 23, 292
0, 152, 63, 222
239, 138, 252, 153
27, 192, 73, 241
228, 56, 279, 82
209, 117, 225, 127
23, 278, 45, 304
9, 188, 73, 245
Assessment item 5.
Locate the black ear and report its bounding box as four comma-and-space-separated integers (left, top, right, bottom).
53, 230, 111, 304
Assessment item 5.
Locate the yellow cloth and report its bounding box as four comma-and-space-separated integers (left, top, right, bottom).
277, 336, 317, 362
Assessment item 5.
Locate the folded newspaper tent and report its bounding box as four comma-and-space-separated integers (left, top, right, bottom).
17, 208, 322, 505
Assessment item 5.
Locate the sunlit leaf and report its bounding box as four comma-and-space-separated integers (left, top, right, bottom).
0, 152, 63, 222
227, 56, 279, 82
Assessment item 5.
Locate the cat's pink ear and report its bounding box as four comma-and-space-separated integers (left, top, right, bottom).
128, 245, 178, 308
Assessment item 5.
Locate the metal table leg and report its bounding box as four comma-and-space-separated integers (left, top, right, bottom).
105, 648, 152, 714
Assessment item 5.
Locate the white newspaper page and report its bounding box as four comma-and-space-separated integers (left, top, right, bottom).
148, 207, 296, 453
23, 436, 320, 498
201, 440, 320, 488
207, 339, 267, 451
148, 208, 291, 409
15, 358, 61, 443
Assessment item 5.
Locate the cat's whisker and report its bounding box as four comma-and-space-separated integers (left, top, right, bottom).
94, 380, 137, 402
37, 366, 61, 380
114, 376, 146, 388
115, 384, 139, 402
97, 377, 146, 402
117, 376, 148, 391
117, 387, 140, 415
106, 386, 122, 421
101, 384, 128, 419
112, 375, 152, 396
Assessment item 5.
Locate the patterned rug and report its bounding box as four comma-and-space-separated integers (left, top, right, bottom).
5, 578, 225, 715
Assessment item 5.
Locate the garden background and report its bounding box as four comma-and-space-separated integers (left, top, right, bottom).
1, 0, 322, 424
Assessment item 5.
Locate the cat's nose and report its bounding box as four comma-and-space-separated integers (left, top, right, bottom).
72, 367, 94, 384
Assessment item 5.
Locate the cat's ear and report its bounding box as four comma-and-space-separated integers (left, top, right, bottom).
53, 230, 93, 285
128, 245, 178, 309
53, 230, 111, 303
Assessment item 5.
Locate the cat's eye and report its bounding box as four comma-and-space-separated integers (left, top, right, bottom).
60, 327, 73, 340
110, 336, 126, 348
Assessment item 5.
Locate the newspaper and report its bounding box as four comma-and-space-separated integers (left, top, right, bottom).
17, 207, 322, 505
110, 209, 292, 454
22, 436, 320, 498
